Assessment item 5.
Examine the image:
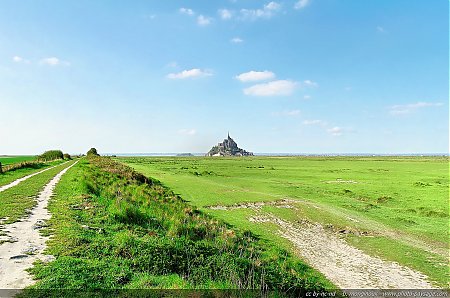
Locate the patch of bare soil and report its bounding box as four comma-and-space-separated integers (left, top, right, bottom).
256, 213, 435, 289
324, 178, 358, 184
206, 198, 297, 210
0, 161, 77, 289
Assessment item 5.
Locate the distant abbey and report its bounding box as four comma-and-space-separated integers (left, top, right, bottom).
206, 133, 253, 157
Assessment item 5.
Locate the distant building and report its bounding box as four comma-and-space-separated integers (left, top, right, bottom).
206, 133, 253, 156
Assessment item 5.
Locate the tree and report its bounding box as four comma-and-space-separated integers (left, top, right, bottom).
87, 148, 99, 156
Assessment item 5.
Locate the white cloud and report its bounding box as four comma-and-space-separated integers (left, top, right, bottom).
272, 110, 301, 117
377, 26, 385, 33
230, 37, 244, 43
294, 0, 309, 9
303, 119, 327, 126
389, 102, 443, 115
167, 68, 212, 79
265, 1, 281, 10
303, 119, 349, 136
327, 126, 343, 136
178, 129, 197, 136
12, 56, 30, 64
302, 79, 318, 88
284, 110, 301, 116
179, 8, 194, 15
236, 70, 275, 82
240, 1, 281, 20
218, 9, 233, 20
197, 15, 212, 26
286, 110, 301, 116
144, 14, 156, 20
303, 95, 311, 100
40, 57, 70, 66
243, 80, 297, 96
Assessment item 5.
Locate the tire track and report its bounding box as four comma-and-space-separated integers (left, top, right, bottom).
0, 161, 69, 193
253, 212, 436, 289
0, 161, 78, 289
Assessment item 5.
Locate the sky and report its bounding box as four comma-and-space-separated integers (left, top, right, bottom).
0, 0, 448, 155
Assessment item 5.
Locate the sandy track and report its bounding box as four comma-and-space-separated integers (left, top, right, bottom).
0, 161, 69, 193
0, 161, 78, 289
256, 213, 435, 289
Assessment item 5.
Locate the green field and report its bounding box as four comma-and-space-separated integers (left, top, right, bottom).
119, 156, 449, 287
0, 159, 66, 188
26, 156, 334, 294
0, 156, 36, 165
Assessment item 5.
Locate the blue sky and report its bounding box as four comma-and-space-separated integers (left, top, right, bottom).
0, 0, 448, 154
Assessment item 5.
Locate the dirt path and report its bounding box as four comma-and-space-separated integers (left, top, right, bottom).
254, 212, 435, 289
206, 200, 437, 289
0, 161, 69, 193
0, 161, 78, 289
207, 198, 447, 257
290, 198, 447, 257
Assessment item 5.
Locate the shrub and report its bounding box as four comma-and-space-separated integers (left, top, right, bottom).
63, 153, 72, 160
87, 148, 99, 156
37, 150, 64, 161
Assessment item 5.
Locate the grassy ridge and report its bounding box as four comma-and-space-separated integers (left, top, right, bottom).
0, 161, 74, 225
119, 156, 449, 287
29, 156, 335, 294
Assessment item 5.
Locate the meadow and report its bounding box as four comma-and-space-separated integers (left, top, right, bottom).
0, 156, 36, 166
0, 153, 447, 291
119, 156, 449, 288
25, 156, 334, 295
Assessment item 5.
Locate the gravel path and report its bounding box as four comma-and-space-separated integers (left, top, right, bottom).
0, 161, 69, 193
257, 213, 436, 289
0, 161, 78, 289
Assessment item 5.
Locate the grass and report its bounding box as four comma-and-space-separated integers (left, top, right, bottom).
0, 159, 66, 187
119, 156, 449, 288
0, 156, 36, 166
0, 161, 75, 225
27, 156, 335, 295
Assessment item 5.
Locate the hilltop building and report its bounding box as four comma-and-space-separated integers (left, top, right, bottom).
206, 133, 253, 157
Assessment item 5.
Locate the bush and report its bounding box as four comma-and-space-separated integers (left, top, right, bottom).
63, 153, 72, 160
37, 150, 64, 161
87, 148, 99, 156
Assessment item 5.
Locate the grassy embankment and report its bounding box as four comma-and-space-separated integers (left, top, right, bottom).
119, 156, 449, 288
0, 161, 76, 227
28, 156, 335, 294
